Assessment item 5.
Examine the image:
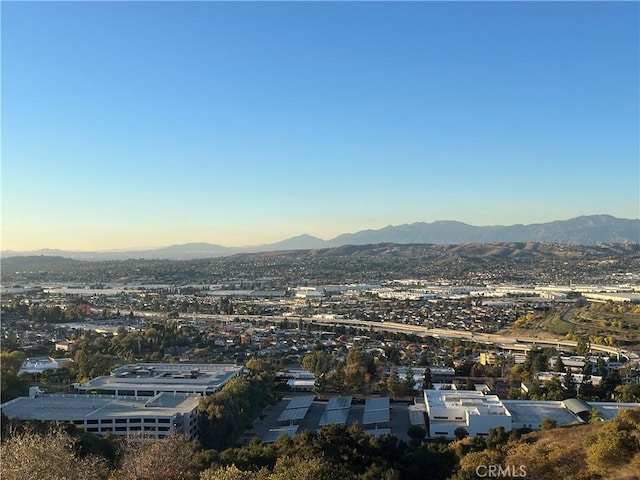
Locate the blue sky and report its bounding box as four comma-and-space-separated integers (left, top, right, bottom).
2, 1, 638, 251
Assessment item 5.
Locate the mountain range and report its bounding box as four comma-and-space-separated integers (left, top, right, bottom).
3, 214, 638, 261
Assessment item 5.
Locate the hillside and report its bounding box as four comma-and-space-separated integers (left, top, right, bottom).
502, 416, 640, 479
2, 215, 638, 261
2, 242, 638, 285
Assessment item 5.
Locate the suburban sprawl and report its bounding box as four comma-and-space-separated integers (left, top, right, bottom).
2, 242, 640, 479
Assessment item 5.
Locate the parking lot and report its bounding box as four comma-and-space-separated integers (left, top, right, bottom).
240, 394, 420, 445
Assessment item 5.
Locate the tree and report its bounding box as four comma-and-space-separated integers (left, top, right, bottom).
423, 367, 433, 390
576, 336, 590, 356
0, 426, 109, 480
523, 347, 551, 381
589, 408, 603, 424
387, 366, 401, 399
301, 350, 334, 376
454, 427, 469, 440
553, 355, 565, 373
343, 348, 374, 393
616, 407, 640, 430
267, 455, 345, 480
545, 376, 566, 401
200, 465, 258, 480
1, 351, 29, 402
403, 363, 415, 397
455, 450, 505, 480
563, 371, 577, 398
596, 356, 607, 377
199, 376, 272, 450
325, 364, 346, 394
74, 345, 116, 382
200, 456, 347, 480
407, 425, 426, 443
502, 435, 584, 480
111, 434, 198, 480
615, 383, 640, 403
586, 420, 640, 474
486, 426, 509, 449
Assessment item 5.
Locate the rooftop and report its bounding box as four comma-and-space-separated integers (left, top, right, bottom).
502, 400, 578, 426
78, 363, 243, 394
586, 402, 640, 421
1, 392, 200, 422
425, 390, 510, 416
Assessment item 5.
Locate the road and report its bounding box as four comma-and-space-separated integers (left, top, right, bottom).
138, 311, 639, 364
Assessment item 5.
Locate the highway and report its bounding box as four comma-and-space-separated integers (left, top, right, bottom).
170, 312, 639, 364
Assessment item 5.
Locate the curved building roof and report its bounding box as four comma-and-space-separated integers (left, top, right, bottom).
562, 398, 591, 421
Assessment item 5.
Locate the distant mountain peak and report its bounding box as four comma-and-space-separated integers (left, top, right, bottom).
2, 215, 637, 261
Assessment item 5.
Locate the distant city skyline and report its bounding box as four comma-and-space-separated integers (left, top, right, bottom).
2, 1, 638, 251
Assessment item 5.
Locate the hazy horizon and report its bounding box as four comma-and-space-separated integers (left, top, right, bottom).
2, 2, 638, 251
2, 213, 638, 253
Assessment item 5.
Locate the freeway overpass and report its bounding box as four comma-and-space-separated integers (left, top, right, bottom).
176, 312, 638, 364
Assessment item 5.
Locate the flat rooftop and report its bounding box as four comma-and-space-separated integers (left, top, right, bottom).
426, 390, 509, 416
502, 400, 577, 426
499, 400, 640, 427
78, 363, 243, 393
1, 393, 200, 421
589, 402, 640, 421
111, 363, 241, 376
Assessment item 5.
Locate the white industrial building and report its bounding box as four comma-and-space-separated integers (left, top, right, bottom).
424, 390, 511, 439
425, 389, 640, 438
76, 363, 243, 396
18, 356, 74, 375
1, 388, 200, 441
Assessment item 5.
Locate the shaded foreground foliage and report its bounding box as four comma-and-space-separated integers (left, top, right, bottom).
199, 358, 276, 450
0, 423, 455, 480
3, 409, 640, 480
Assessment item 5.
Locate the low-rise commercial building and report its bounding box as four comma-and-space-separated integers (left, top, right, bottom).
425, 389, 640, 438
424, 390, 512, 439
76, 363, 243, 396
1, 389, 200, 440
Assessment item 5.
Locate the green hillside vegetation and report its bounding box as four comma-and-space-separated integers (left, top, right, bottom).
509, 302, 640, 349
451, 408, 640, 480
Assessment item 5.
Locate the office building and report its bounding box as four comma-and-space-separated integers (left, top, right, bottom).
1, 388, 200, 440
76, 363, 243, 396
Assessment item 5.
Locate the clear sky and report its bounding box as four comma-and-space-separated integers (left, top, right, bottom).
2, 1, 639, 251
